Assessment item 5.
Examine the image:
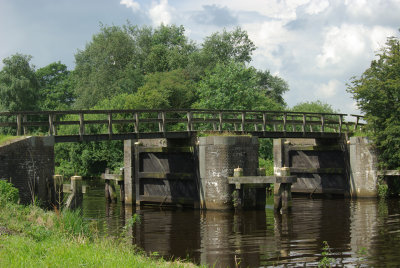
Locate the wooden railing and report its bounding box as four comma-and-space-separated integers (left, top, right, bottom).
0, 109, 364, 141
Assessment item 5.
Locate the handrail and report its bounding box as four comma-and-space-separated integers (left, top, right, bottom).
0, 109, 364, 139
0, 108, 349, 116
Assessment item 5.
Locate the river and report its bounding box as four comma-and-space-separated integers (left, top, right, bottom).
82, 179, 400, 267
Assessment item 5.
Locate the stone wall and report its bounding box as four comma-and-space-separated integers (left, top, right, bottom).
0, 136, 55, 205
198, 136, 259, 210
348, 136, 378, 197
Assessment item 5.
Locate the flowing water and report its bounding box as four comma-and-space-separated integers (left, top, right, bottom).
82, 179, 400, 267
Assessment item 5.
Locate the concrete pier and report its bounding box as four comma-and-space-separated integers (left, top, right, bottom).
198, 136, 259, 210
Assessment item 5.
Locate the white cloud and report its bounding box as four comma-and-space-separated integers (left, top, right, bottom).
317, 24, 367, 68
318, 79, 341, 98
149, 0, 173, 26
120, 0, 140, 12
304, 0, 329, 15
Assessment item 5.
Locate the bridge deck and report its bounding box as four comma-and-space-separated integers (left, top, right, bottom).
0, 109, 364, 142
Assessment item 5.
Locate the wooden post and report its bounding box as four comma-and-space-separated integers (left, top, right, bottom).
23, 115, 27, 135
283, 113, 287, 133
53, 175, 64, 209
119, 168, 125, 203
187, 112, 192, 131
302, 114, 306, 135
134, 112, 139, 133
219, 112, 223, 132
233, 167, 243, 209
274, 167, 292, 212
158, 112, 163, 132
339, 115, 343, 134
241, 112, 245, 132
212, 113, 217, 131
262, 113, 266, 132
108, 113, 113, 140
49, 114, 54, 136
65, 176, 83, 210
79, 113, 84, 141
321, 115, 325, 133
161, 112, 166, 134
104, 168, 117, 203
16, 114, 22, 136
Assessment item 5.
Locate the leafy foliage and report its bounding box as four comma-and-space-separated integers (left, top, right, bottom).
348, 35, 400, 169
291, 100, 337, 113
0, 180, 19, 205
193, 61, 282, 111
1, 23, 291, 177
0, 54, 39, 111
36, 62, 75, 110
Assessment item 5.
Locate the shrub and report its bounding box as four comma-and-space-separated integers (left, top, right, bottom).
0, 180, 19, 205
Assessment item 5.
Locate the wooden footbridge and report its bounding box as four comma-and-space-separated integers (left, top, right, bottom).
0, 109, 363, 142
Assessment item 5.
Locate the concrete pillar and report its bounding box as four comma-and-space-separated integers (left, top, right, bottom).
124, 139, 136, 204
349, 137, 379, 198
198, 136, 259, 210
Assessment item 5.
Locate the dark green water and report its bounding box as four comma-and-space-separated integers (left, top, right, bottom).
82, 179, 400, 267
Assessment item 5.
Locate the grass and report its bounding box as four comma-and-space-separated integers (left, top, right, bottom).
0, 134, 22, 146
0, 181, 199, 268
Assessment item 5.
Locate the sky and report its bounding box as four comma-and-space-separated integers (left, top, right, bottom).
0, 0, 399, 115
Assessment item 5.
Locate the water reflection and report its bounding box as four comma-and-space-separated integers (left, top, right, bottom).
82, 180, 400, 267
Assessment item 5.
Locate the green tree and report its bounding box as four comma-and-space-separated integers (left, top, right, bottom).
256, 70, 289, 106
36, 62, 75, 110
200, 27, 256, 68
73, 24, 197, 108
128, 69, 195, 109
193, 61, 281, 111
74, 25, 139, 108
291, 100, 337, 113
0, 54, 39, 111
348, 35, 400, 169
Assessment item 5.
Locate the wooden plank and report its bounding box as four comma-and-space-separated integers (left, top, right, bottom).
137, 195, 195, 205
289, 145, 342, 151
138, 172, 194, 180
377, 170, 400, 176
138, 146, 194, 153
101, 173, 124, 181
228, 176, 297, 184
289, 167, 343, 174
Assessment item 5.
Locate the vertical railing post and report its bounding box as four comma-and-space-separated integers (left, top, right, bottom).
212, 113, 217, 131
219, 112, 222, 132
79, 113, 84, 141
158, 112, 163, 132
339, 115, 343, 134
302, 114, 306, 135
134, 112, 139, 133
162, 111, 166, 134
241, 112, 245, 132
23, 115, 28, 135
321, 115, 325, 133
283, 113, 287, 133
108, 113, 113, 139
254, 114, 258, 131
262, 112, 266, 133
49, 113, 54, 136
16, 114, 22, 136
187, 111, 193, 131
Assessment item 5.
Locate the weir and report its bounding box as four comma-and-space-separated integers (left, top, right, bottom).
1, 109, 381, 211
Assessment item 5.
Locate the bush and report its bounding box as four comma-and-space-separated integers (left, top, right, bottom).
0, 180, 19, 205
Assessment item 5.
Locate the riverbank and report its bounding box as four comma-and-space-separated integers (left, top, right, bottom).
0, 181, 199, 267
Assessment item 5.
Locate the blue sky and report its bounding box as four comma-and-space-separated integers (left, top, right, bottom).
1, 0, 399, 115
